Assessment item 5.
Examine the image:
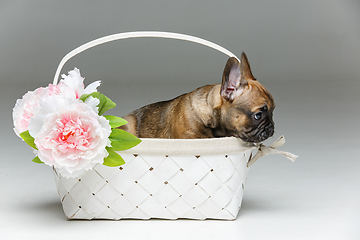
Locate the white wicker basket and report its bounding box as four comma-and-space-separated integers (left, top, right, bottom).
52, 32, 296, 220
53, 137, 254, 220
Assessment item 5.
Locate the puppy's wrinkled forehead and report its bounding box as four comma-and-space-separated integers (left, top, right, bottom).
240, 81, 275, 112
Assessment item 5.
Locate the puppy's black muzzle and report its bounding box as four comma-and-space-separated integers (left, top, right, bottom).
258, 122, 274, 142
241, 117, 275, 143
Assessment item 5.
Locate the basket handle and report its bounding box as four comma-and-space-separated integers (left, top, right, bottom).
53, 31, 239, 85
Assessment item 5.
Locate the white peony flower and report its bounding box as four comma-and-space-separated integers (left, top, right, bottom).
29, 95, 111, 178
60, 68, 101, 99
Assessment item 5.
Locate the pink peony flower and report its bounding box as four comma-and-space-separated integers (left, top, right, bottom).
13, 68, 100, 137
29, 96, 111, 178
13, 84, 49, 136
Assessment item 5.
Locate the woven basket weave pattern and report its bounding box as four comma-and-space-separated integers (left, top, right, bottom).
54, 150, 252, 220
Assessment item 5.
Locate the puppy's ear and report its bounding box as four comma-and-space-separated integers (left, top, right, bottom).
240, 52, 256, 81
221, 57, 248, 101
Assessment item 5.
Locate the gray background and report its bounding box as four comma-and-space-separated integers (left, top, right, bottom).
1, 0, 359, 239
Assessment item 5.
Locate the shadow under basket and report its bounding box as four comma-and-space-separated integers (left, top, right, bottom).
53, 137, 255, 220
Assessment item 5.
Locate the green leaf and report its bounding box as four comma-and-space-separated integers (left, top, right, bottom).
79, 92, 100, 102
98, 94, 116, 115
79, 92, 116, 115
104, 115, 128, 128
32, 156, 44, 164
20, 131, 37, 150
103, 147, 126, 167
79, 93, 91, 102
109, 129, 142, 151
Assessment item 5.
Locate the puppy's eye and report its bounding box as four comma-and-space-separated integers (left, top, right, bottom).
254, 112, 262, 120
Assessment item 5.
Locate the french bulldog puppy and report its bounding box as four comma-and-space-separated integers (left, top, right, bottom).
120, 52, 275, 143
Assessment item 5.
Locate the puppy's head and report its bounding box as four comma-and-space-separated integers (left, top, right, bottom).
219, 52, 275, 143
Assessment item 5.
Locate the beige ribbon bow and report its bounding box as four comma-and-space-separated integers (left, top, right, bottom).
247, 136, 298, 167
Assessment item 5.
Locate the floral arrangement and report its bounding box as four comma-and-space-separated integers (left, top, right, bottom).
13, 68, 141, 178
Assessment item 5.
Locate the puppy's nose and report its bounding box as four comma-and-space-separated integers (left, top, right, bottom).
265, 123, 275, 137
260, 131, 268, 139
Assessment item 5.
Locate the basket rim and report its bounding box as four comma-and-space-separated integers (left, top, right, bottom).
119, 137, 255, 156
